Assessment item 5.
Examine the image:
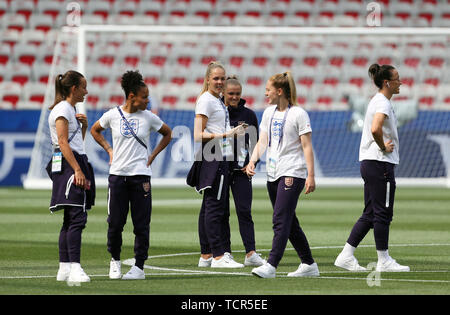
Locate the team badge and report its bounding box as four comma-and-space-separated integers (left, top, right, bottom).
143, 182, 150, 192
285, 177, 293, 187
120, 118, 139, 138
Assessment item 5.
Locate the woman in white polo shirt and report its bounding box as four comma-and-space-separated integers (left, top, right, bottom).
91, 70, 172, 280
245, 71, 319, 278
334, 64, 410, 273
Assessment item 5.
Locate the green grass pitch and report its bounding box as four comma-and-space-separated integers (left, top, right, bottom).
0, 186, 449, 295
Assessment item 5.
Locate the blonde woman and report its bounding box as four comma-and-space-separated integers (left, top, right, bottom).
190, 62, 246, 268
245, 71, 319, 278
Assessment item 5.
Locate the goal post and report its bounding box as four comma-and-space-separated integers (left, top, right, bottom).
23, 25, 450, 189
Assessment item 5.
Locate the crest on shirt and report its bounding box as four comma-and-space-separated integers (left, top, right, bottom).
285, 177, 293, 187
120, 118, 139, 138
143, 182, 150, 192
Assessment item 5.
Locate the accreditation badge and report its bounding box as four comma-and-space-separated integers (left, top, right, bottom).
51, 150, 62, 173
222, 138, 232, 157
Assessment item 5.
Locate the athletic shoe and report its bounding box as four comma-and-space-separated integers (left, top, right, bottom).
211, 254, 244, 268
287, 263, 320, 277
334, 253, 367, 271
109, 258, 122, 279
252, 263, 276, 278
244, 252, 267, 267
198, 256, 212, 267
376, 258, 410, 272
56, 262, 71, 281
122, 265, 145, 280
67, 263, 90, 283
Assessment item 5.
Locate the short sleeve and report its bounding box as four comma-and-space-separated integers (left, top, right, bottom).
259, 107, 272, 134
297, 109, 312, 136
195, 94, 213, 118
52, 103, 73, 123
98, 109, 112, 129
374, 99, 391, 117
148, 111, 164, 132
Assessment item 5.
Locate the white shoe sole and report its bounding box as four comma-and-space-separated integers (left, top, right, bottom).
334, 256, 367, 272
252, 268, 275, 278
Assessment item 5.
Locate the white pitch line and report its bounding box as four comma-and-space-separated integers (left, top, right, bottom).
1, 243, 449, 282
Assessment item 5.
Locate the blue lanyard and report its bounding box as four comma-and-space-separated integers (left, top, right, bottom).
269, 105, 291, 149
218, 97, 230, 131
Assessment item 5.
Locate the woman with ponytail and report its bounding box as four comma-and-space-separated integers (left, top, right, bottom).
334, 64, 409, 273
189, 61, 247, 268
245, 71, 319, 278
47, 70, 95, 283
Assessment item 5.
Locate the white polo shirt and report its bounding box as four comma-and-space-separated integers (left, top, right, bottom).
48, 100, 85, 154
99, 106, 163, 176
260, 105, 312, 181
359, 92, 399, 164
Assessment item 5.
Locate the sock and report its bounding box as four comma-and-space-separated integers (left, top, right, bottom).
377, 249, 390, 262
341, 242, 356, 257
59, 262, 71, 270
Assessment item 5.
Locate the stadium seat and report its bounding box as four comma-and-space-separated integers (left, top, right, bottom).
417, 84, 437, 108
112, 0, 137, 17
32, 63, 50, 84
88, 64, 112, 87
0, 81, 22, 108
288, 1, 317, 20
10, 64, 31, 86
138, 0, 164, 20
36, 0, 64, 20
84, 82, 104, 110
0, 45, 11, 66
187, 0, 214, 20
216, 1, 243, 20
10, 0, 35, 21
14, 43, 39, 67
86, 0, 111, 20
23, 82, 46, 105
144, 45, 170, 67
117, 44, 142, 68
1, 14, 27, 32
106, 83, 126, 106
28, 14, 54, 33
140, 63, 163, 87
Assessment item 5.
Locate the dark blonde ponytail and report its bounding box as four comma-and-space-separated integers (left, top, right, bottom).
269, 71, 297, 106
50, 70, 84, 109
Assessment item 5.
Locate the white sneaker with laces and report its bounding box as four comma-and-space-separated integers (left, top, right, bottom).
334, 253, 367, 271
198, 256, 212, 267
252, 263, 276, 278
244, 252, 267, 267
122, 265, 145, 280
287, 263, 320, 277
56, 262, 71, 281
67, 263, 90, 283
376, 258, 410, 272
211, 254, 244, 268
109, 258, 122, 279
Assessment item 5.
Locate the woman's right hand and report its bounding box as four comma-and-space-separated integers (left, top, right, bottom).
74, 168, 86, 188
244, 161, 256, 178
225, 124, 246, 138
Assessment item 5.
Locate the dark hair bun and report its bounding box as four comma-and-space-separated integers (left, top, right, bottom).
368, 63, 395, 89
121, 70, 146, 98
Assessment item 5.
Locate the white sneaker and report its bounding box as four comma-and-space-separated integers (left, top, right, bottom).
198, 256, 212, 267
244, 252, 267, 267
56, 262, 71, 281
211, 254, 244, 268
376, 258, 410, 272
109, 258, 122, 279
67, 263, 90, 283
287, 263, 320, 277
252, 263, 276, 278
122, 265, 145, 280
334, 253, 367, 271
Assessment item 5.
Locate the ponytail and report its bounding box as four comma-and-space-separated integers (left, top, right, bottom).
50, 70, 84, 109
368, 63, 395, 89
269, 71, 297, 106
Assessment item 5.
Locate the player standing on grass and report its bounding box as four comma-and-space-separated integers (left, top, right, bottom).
188, 61, 247, 268
90, 70, 172, 280
222, 76, 266, 267
245, 71, 319, 278
47, 70, 95, 283
334, 64, 410, 273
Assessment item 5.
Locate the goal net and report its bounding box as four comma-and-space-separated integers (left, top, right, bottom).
24, 25, 450, 189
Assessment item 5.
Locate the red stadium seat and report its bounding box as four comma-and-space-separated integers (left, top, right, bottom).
0, 82, 22, 108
